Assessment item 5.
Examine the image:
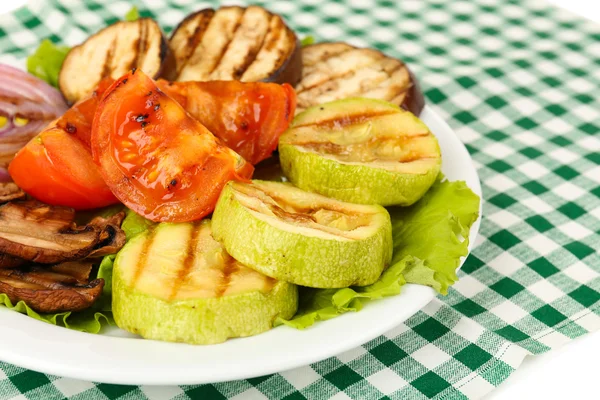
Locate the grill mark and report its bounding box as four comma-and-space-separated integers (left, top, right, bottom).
263, 15, 283, 52
233, 185, 370, 237
135, 20, 145, 69
233, 14, 272, 79
136, 19, 148, 71
101, 36, 117, 79
301, 138, 436, 164
215, 259, 239, 297
208, 8, 244, 76
303, 44, 352, 67
293, 110, 398, 129
296, 54, 382, 94
168, 223, 200, 301
295, 132, 431, 146
131, 227, 157, 286
177, 10, 215, 77
127, 23, 142, 72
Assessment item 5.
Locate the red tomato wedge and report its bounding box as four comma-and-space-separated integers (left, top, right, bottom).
9, 79, 119, 210
91, 70, 254, 222
9, 126, 118, 209
55, 77, 115, 147
158, 80, 296, 165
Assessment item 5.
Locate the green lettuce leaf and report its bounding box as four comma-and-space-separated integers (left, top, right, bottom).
276, 258, 409, 329
388, 176, 480, 294
26, 39, 70, 88
121, 209, 155, 240
301, 36, 315, 46
125, 6, 140, 21
0, 294, 112, 332
279, 177, 480, 328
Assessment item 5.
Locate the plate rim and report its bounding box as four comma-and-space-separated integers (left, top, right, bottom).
0, 105, 482, 385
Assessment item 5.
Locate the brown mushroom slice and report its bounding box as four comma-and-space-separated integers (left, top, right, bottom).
50, 261, 94, 283
295, 42, 424, 115
87, 212, 127, 258
0, 265, 103, 313
0, 183, 26, 203
0, 201, 100, 263
0, 253, 25, 269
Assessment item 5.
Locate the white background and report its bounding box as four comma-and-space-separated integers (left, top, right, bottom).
0, 0, 598, 398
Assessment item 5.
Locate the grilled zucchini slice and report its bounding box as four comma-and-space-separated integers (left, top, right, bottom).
212, 180, 392, 288
113, 220, 297, 344
167, 6, 302, 85
59, 18, 171, 103
279, 98, 441, 206
296, 42, 424, 115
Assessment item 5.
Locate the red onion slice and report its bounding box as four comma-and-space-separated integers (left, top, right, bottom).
0, 63, 67, 176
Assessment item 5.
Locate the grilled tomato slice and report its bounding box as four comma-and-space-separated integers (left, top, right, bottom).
91, 70, 253, 222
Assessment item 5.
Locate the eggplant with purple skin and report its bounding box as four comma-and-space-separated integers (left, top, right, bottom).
295, 42, 424, 115
59, 18, 173, 103
166, 6, 302, 85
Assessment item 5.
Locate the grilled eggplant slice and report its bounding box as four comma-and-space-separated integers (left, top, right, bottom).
167, 6, 302, 85
0, 201, 126, 264
0, 261, 103, 313
59, 19, 171, 103
296, 42, 424, 115
212, 180, 392, 288
279, 98, 441, 206
113, 220, 297, 344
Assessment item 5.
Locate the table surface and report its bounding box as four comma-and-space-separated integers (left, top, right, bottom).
0, 0, 597, 399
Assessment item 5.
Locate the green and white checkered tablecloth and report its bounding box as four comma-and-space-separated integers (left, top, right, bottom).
0, 0, 599, 398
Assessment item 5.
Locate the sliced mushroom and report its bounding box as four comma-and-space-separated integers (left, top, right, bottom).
0, 201, 125, 264
50, 260, 94, 283
0, 183, 26, 203
0, 262, 103, 313
0, 253, 25, 269
87, 211, 127, 258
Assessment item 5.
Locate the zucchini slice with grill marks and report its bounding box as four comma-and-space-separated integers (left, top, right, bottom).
113, 220, 297, 344
279, 98, 441, 206
212, 180, 392, 289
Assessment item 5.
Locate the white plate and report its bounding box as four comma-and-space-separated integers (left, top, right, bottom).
0, 105, 482, 385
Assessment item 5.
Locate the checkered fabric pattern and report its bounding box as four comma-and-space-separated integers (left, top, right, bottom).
0, 0, 598, 399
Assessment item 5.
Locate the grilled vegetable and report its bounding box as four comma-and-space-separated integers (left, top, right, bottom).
0, 261, 103, 313
295, 43, 424, 115
58, 19, 172, 103
212, 180, 392, 288
0, 183, 25, 203
9, 78, 120, 210
113, 220, 297, 344
0, 201, 125, 264
279, 98, 441, 206
158, 79, 296, 164
167, 6, 302, 85
0, 64, 68, 180
92, 70, 253, 222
